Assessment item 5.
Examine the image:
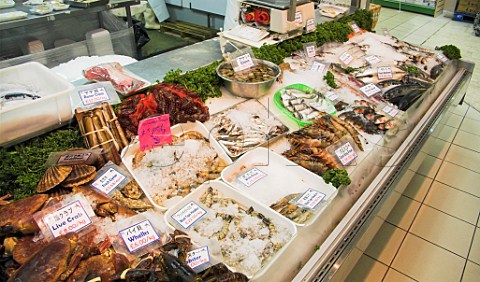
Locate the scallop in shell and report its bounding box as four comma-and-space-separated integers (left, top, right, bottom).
61, 164, 97, 188
36, 166, 73, 193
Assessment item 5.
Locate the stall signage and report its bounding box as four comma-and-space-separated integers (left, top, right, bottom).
339, 52, 354, 65
326, 91, 338, 101
306, 45, 316, 58
306, 18, 316, 32
334, 142, 358, 166
186, 246, 210, 269
91, 167, 126, 194
172, 202, 207, 229
359, 83, 381, 97
365, 55, 381, 65
296, 188, 326, 210
436, 53, 449, 63
377, 66, 393, 80
311, 61, 326, 73
43, 200, 92, 238
119, 220, 160, 253
57, 152, 92, 165
238, 167, 267, 187
350, 23, 361, 33
79, 86, 110, 106
138, 114, 172, 151
382, 105, 399, 118
235, 53, 255, 71
295, 11, 303, 24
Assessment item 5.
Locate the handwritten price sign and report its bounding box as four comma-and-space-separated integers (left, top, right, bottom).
334, 142, 358, 166
79, 86, 110, 106
296, 188, 326, 210
43, 200, 92, 238
238, 167, 267, 187
359, 83, 382, 97
377, 66, 393, 80
119, 220, 160, 253
186, 246, 210, 269
235, 53, 255, 71
138, 114, 172, 151
172, 202, 207, 229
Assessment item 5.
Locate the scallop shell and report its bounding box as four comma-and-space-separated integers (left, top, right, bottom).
61, 165, 96, 187
36, 166, 73, 193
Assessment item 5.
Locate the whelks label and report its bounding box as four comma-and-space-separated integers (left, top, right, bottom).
91, 167, 126, 194
119, 219, 160, 253
334, 142, 358, 166
172, 202, 207, 229
296, 188, 326, 210
79, 86, 110, 105
43, 200, 92, 238
238, 167, 267, 187
186, 246, 210, 269
57, 152, 92, 165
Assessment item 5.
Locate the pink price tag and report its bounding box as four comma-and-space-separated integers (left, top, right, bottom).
138, 114, 172, 151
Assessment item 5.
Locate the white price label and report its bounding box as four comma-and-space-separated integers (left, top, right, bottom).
350, 23, 361, 33
359, 83, 382, 97
383, 105, 399, 118
334, 142, 358, 166
235, 53, 254, 71
58, 153, 92, 165
365, 55, 381, 65
238, 167, 267, 187
295, 11, 303, 24
91, 167, 126, 194
172, 202, 207, 229
311, 61, 326, 73
339, 52, 354, 65
296, 188, 326, 210
186, 246, 210, 269
119, 220, 160, 253
326, 91, 338, 101
306, 45, 316, 58
43, 200, 92, 238
436, 53, 449, 62
79, 87, 110, 105
306, 18, 316, 32
377, 66, 393, 80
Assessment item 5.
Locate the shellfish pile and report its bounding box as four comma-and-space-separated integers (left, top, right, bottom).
36, 164, 96, 193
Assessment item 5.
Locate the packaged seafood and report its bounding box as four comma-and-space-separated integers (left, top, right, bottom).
204, 99, 289, 158
165, 180, 297, 279
221, 147, 337, 226
274, 84, 336, 127
121, 121, 232, 210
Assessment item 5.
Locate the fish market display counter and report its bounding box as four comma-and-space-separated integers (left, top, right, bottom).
123, 35, 474, 281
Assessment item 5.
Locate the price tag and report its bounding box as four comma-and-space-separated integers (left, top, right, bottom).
365, 55, 381, 65
43, 200, 93, 238
119, 220, 160, 253
186, 246, 210, 269
326, 91, 339, 101
306, 18, 316, 32
311, 61, 326, 73
377, 66, 393, 80
383, 105, 399, 118
172, 202, 207, 229
238, 167, 267, 187
436, 53, 449, 63
91, 167, 126, 194
295, 11, 303, 24
339, 52, 354, 65
350, 23, 361, 33
296, 188, 326, 210
79, 87, 110, 106
235, 53, 255, 71
306, 45, 316, 58
334, 142, 358, 166
359, 83, 381, 97
57, 152, 92, 165
138, 114, 172, 151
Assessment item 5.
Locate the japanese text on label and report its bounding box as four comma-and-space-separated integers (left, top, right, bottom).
306, 45, 316, 58
365, 55, 381, 65
238, 167, 267, 187
43, 200, 92, 238
311, 61, 326, 73
326, 91, 338, 101
334, 142, 358, 166
91, 167, 126, 194
377, 66, 393, 80
436, 53, 449, 63
383, 105, 399, 118
119, 220, 160, 253
186, 246, 210, 269
79, 87, 109, 105
138, 114, 172, 151
235, 53, 254, 71
350, 23, 361, 33
296, 188, 326, 210
359, 83, 381, 97
306, 18, 316, 32
172, 202, 207, 229
295, 11, 303, 24
339, 52, 354, 65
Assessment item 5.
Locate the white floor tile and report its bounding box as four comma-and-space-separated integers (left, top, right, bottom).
462, 261, 480, 282
365, 222, 407, 265
465, 107, 480, 121
383, 268, 417, 282
459, 118, 480, 137
413, 155, 442, 179
448, 103, 470, 117
453, 131, 480, 152
435, 162, 480, 198
470, 227, 480, 265
430, 123, 458, 142
445, 145, 480, 174
420, 136, 450, 159
386, 195, 421, 230
440, 113, 464, 128
402, 173, 432, 202
346, 254, 388, 282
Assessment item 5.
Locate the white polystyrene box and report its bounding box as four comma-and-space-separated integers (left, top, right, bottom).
0, 62, 75, 146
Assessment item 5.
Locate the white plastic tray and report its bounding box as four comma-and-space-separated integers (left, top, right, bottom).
164, 180, 297, 279
221, 147, 337, 226
121, 121, 233, 211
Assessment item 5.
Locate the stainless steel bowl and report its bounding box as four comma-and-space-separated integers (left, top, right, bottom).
216, 59, 281, 99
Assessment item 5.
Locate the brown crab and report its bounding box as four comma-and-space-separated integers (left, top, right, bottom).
66, 250, 130, 282
0, 193, 49, 235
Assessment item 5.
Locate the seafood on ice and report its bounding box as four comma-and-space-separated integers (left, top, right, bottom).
270, 193, 315, 224
338, 99, 396, 134
279, 87, 336, 122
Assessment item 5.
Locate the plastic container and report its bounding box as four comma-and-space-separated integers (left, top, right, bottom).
121, 121, 233, 211
164, 180, 297, 279
0, 62, 75, 147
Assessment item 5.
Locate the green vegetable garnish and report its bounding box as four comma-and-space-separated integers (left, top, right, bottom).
345, 66, 357, 73
323, 71, 337, 89
435, 45, 461, 60
322, 168, 351, 188
405, 65, 419, 75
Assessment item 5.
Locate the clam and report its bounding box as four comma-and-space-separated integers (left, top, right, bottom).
61, 164, 96, 188
36, 165, 73, 193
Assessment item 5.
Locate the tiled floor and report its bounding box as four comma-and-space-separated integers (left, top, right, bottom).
346, 7, 480, 282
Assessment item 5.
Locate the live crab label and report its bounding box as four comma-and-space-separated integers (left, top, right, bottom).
119, 219, 160, 253
172, 201, 207, 229
91, 167, 126, 194
296, 188, 326, 210
43, 200, 92, 238
79, 86, 110, 106
334, 142, 358, 166
186, 246, 210, 269
238, 167, 267, 187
